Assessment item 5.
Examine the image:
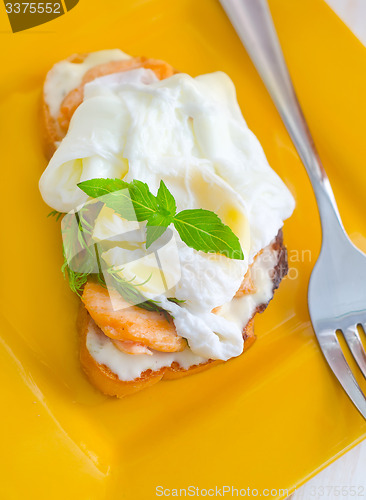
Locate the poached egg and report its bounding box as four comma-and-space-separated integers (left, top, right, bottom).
39, 59, 295, 362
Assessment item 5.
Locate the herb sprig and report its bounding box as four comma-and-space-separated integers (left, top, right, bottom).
57, 202, 173, 313
78, 178, 244, 260
47, 210, 63, 222
49, 177, 244, 312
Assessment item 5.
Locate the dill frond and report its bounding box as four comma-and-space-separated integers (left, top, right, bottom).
47, 210, 63, 222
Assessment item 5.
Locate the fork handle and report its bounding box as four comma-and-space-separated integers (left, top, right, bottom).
220, 0, 344, 232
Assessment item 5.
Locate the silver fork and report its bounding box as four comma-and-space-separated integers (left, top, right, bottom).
220, 0, 366, 419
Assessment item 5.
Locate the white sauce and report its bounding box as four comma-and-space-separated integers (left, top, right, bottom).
87, 246, 278, 381
44, 49, 131, 117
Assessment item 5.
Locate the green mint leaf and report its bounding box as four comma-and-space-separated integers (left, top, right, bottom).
78, 178, 128, 198
173, 209, 244, 260
146, 212, 172, 248
77, 177, 244, 260
78, 178, 137, 220
157, 180, 176, 216
78, 178, 158, 222
128, 179, 159, 221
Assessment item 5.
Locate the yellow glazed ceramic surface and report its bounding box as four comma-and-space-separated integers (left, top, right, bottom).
0, 0, 366, 498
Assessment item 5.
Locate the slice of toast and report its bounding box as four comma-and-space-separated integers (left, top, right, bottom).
42, 52, 290, 397
42, 53, 177, 159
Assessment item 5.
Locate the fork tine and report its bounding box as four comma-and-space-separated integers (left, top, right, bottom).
316, 329, 366, 419
342, 325, 366, 379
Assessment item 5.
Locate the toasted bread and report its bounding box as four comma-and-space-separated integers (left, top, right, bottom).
42, 53, 177, 159
42, 52, 290, 397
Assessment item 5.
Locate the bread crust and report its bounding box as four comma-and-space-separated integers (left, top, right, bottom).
41, 53, 89, 159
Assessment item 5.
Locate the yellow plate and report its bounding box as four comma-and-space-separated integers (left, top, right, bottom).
1, 0, 366, 498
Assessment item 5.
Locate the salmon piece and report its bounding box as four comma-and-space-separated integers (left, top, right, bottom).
58, 57, 177, 136
82, 281, 186, 353
111, 339, 153, 356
